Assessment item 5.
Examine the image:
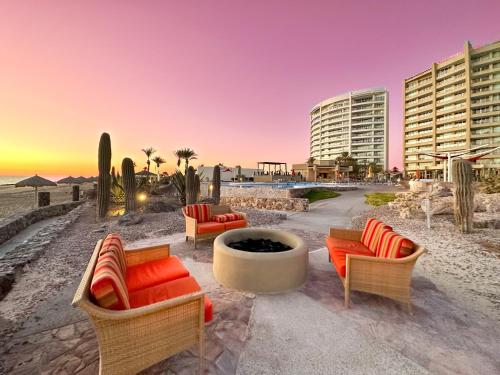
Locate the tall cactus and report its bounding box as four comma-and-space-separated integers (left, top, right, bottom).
194, 173, 201, 201
453, 158, 474, 233
185, 166, 196, 205
97, 132, 111, 218
212, 165, 221, 205
122, 157, 136, 213
237, 165, 242, 180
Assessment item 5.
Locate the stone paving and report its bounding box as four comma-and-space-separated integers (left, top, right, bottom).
0, 203, 88, 300
1, 194, 500, 374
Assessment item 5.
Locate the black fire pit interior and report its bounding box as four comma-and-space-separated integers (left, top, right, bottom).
227, 238, 292, 253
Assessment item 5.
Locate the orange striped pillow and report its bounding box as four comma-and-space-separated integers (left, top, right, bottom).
360, 218, 392, 253
100, 234, 127, 275
213, 213, 243, 223
91, 251, 130, 310
183, 204, 211, 223
376, 230, 415, 259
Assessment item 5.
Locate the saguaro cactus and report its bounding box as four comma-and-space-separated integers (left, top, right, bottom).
185, 166, 196, 205
97, 132, 111, 218
212, 165, 221, 205
453, 158, 474, 233
194, 174, 201, 201
237, 165, 242, 180
122, 157, 136, 213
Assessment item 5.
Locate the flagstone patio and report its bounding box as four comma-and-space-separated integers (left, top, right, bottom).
2, 228, 500, 374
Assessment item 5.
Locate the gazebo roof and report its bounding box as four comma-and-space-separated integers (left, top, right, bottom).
257, 161, 287, 165
15, 175, 57, 188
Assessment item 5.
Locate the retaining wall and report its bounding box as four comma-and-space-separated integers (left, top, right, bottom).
0, 201, 85, 245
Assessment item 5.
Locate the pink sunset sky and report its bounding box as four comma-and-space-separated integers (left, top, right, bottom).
1, 0, 500, 176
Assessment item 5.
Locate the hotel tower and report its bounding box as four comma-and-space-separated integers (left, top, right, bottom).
403, 40, 500, 178
309, 88, 389, 169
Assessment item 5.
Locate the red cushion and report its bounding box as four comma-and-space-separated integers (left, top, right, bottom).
325, 236, 370, 253
183, 204, 211, 223
100, 233, 127, 276
91, 252, 130, 310
126, 256, 189, 293
360, 218, 392, 253
197, 221, 225, 234
376, 229, 415, 259
213, 213, 243, 223
224, 219, 247, 230
331, 251, 348, 278
129, 276, 213, 322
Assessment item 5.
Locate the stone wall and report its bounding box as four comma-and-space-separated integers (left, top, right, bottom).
0, 201, 85, 246
221, 197, 309, 212
221, 185, 356, 199
0, 202, 87, 300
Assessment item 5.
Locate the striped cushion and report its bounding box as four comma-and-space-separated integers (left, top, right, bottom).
91, 251, 130, 310
213, 213, 243, 223
100, 234, 127, 276
360, 218, 392, 253
183, 204, 211, 223
376, 230, 415, 259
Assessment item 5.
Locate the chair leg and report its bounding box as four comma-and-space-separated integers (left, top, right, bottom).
344, 287, 350, 308
186, 236, 188, 242
194, 238, 197, 249
407, 302, 413, 315
198, 334, 204, 374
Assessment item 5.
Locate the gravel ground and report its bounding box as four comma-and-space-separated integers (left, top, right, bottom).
0, 203, 285, 326
353, 206, 500, 321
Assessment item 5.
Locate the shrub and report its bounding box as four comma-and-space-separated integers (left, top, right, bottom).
480, 176, 500, 194
364, 192, 396, 206
303, 190, 340, 203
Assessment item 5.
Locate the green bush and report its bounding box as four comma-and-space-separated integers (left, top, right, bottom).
364, 192, 396, 206
303, 190, 340, 203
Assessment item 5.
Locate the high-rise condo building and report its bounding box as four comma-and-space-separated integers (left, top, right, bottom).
403, 40, 500, 178
309, 88, 389, 170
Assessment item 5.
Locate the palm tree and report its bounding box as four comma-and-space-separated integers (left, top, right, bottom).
152, 156, 166, 182
142, 147, 156, 172
174, 148, 198, 174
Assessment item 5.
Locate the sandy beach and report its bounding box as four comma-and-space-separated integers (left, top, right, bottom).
0, 183, 94, 219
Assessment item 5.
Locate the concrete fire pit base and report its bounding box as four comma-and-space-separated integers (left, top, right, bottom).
213, 228, 308, 293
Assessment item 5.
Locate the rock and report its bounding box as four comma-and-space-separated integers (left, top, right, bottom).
118, 213, 143, 226
428, 183, 453, 198
409, 180, 432, 193
399, 207, 411, 219
421, 196, 454, 215
144, 200, 179, 213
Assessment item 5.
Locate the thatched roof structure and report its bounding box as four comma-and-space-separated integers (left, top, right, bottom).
15, 175, 57, 188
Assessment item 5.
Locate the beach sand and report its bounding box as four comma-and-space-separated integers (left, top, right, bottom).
0, 183, 94, 219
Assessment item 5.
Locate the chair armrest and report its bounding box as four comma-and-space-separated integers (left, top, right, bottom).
329, 227, 363, 241
347, 246, 426, 265
124, 244, 170, 266
184, 214, 197, 236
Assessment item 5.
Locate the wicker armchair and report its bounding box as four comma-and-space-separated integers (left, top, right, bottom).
183, 204, 247, 248
329, 228, 426, 312
72, 240, 206, 375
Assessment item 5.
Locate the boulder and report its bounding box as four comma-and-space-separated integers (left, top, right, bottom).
118, 213, 143, 226
421, 196, 454, 215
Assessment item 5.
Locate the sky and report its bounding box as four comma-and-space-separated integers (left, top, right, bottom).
1, 0, 499, 177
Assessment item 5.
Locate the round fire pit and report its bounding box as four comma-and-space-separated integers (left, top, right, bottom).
213, 228, 308, 293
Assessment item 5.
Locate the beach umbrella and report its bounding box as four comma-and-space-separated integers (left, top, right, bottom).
15, 175, 57, 204
74, 176, 88, 184
57, 176, 78, 184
